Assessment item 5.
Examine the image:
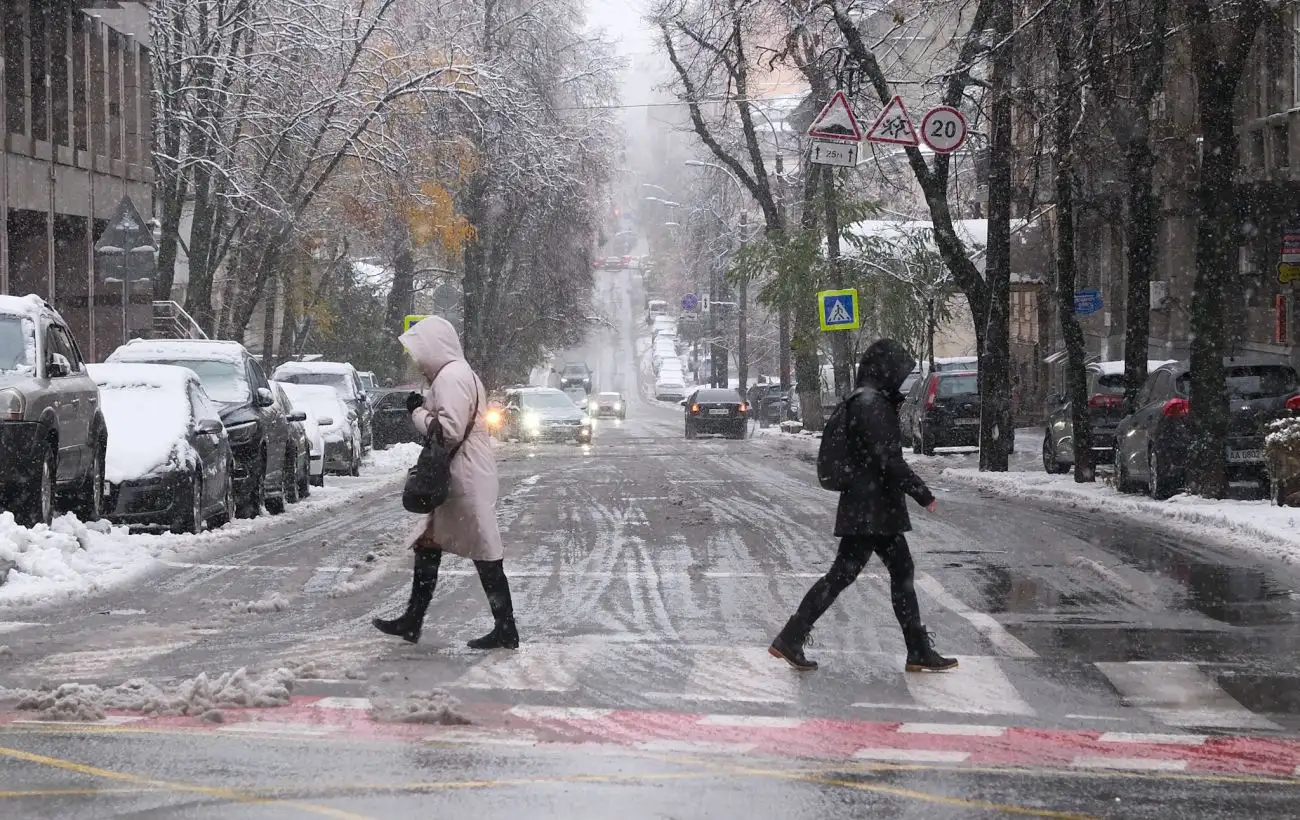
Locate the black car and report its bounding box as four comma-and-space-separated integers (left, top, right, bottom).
106, 339, 290, 519
559, 362, 593, 392
89, 363, 235, 534
271, 382, 312, 502
587, 391, 626, 419
1114, 359, 1300, 499
372, 389, 423, 448
907, 370, 980, 455
683, 388, 748, 439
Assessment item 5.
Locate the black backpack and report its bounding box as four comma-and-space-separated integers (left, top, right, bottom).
817, 388, 867, 491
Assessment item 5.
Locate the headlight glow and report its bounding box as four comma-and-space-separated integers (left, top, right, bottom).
613, 402, 622, 410
523, 411, 541, 431
485, 408, 503, 427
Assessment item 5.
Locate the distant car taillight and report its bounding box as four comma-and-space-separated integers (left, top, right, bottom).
1286, 395, 1300, 412
1162, 398, 1190, 419
738, 402, 749, 414
1087, 394, 1123, 410
924, 377, 938, 409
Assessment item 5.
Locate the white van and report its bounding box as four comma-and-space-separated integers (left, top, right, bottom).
646, 300, 668, 325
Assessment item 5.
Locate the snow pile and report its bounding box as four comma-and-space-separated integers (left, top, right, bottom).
10, 666, 301, 722
89, 363, 199, 483
369, 690, 471, 725
0, 513, 159, 604
228, 593, 291, 615
941, 468, 1300, 563
368, 442, 422, 474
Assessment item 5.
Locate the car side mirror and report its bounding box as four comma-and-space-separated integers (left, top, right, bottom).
288, 410, 307, 423
317, 416, 334, 427
679, 400, 687, 407
46, 353, 71, 378
195, 418, 223, 435
255, 387, 275, 407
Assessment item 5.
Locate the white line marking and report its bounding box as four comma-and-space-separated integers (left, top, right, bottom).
18, 642, 193, 678
678, 647, 796, 704
697, 715, 805, 729
12, 715, 146, 727
897, 723, 1006, 737
1098, 732, 1207, 746
634, 740, 758, 755
508, 706, 613, 720
903, 656, 1035, 717
853, 748, 970, 763
217, 723, 333, 737
0, 622, 41, 634
852, 702, 944, 712
311, 697, 373, 711
453, 645, 590, 692
915, 573, 1037, 659
1071, 756, 1188, 772
1065, 714, 1130, 722
1094, 661, 1280, 731
426, 730, 539, 747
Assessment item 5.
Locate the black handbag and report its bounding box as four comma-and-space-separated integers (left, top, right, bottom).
401, 385, 480, 515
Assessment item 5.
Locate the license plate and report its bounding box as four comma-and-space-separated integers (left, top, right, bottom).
1226, 449, 1263, 463
954, 418, 979, 426
709, 409, 729, 416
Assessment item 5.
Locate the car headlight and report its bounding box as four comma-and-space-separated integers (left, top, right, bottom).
225, 420, 259, 444
0, 388, 25, 420
523, 412, 541, 431
613, 402, 622, 411
485, 408, 503, 427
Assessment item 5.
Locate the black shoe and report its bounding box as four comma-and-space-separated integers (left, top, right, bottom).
467, 618, 519, 650
373, 614, 422, 644
904, 625, 958, 672
769, 617, 817, 671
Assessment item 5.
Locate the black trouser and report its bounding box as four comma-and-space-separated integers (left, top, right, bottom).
789, 534, 920, 639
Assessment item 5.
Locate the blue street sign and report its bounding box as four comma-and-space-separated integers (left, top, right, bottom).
1073, 288, 1103, 315
682, 293, 699, 312
818, 289, 860, 331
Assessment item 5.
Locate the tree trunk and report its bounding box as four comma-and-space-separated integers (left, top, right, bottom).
261, 269, 279, 368
385, 226, 416, 376
1121, 136, 1157, 414
1053, 13, 1093, 482
822, 166, 854, 397
793, 164, 825, 429
779, 305, 791, 392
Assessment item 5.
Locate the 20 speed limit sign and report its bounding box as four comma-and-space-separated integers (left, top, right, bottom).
920, 106, 968, 153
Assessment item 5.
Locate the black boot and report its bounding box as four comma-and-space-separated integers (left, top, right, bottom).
904, 624, 958, 672
467, 561, 519, 650
768, 616, 818, 671
373, 549, 441, 644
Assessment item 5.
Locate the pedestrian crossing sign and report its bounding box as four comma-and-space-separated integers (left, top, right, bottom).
403, 315, 428, 333
818, 289, 860, 332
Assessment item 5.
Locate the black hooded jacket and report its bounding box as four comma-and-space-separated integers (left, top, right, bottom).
834, 339, 935, 536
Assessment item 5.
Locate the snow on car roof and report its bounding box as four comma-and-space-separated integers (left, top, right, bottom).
87, 363, 197, 484
273, 360, 356, 375
88, 362, 201, 391
108, 338, 248, 364
1093, 359, 1177, 376
0, 293, 52, 319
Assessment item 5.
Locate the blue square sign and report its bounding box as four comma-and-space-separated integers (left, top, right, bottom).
818, 289, 860, 331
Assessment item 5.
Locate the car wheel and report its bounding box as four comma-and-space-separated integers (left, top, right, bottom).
1042, 434, 1069, 475
15, 445, 57, 527
919, 425, 936, 456
210, 468, 235, 528
731, 423, 747, 440
284, 452, 301, 504
298, 465, 311, 499
236, 452, 264, 519
348, 440, 361, 477
173, 472, 206, 535
684, 421, 697, 440
1148, 448, 1177, 501
73, 438, 106, 521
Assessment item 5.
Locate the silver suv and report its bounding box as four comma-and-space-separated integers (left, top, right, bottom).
0, 295, 107, 526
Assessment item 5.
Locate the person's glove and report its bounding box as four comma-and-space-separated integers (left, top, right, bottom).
405, 391, 424, 413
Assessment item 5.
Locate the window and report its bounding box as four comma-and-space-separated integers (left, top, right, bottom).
938, 375, 979, 397
44, 326, 81, 373
247, 358, 271, 391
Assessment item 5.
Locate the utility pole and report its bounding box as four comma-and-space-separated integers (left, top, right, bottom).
736, 210, 748, 394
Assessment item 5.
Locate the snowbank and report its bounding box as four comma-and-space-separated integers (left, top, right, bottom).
0, 442, 423, 609
941, 468, 1300, 564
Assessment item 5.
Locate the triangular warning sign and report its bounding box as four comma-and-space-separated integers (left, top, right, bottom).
864, 95, 919, 147
827, 298, 852, 324
808, 90, 862, 142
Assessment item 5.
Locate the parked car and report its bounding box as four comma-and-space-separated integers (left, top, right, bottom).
559, 362, 593, 392
281, 383, 362, 476
748, 383, 792, 427
655, 370, 688, 402
107, 338, 290, 518
370, 388, 422, 449
502, 387, 593, 443
0, 295, 107, 526
270, 381, 312, 501
271, 361, 374, 453
357, 370, 378, 393
646, 299, 668, 324
1114, 359, 1300, 499
1043, 359, 1175, 473
88, 363, 234, 533
275, 382, 325, 487
683, 388, 749, 439
902, 355, 979, 396
903, 370, 981, 455
588, 391, 626, 419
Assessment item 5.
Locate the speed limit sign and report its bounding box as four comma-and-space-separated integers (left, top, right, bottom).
920, 106, 968, 153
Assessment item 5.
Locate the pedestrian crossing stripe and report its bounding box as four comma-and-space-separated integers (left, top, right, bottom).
817, 288, 860, 331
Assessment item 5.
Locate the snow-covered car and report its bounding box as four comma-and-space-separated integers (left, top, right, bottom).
271, 361, 373, 453
655, 372, 688, 402
106, 338, 291, 519
88, 363, 235, 533
271, 381, 314, 498
280, 383, 361, 476
0, 295, 107, 526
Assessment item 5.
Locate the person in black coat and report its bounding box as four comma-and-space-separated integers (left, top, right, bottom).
769, 338, 957, 673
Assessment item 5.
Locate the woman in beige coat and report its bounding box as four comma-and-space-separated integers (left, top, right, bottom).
373, 316, 519, 649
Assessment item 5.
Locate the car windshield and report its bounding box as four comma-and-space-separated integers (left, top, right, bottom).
1175, 366, 1299, 399
524, 392, 578, 409
938, 375, 979, 397
150, 359, 249, 403
696, 389, 739, 403
0, 315, 34, 373
1094, 374, 1126, 394
278, 372, 352, 397
599, 393, 620, 400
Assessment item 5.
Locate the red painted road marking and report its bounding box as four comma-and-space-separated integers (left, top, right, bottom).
2, 697, 1298, 778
